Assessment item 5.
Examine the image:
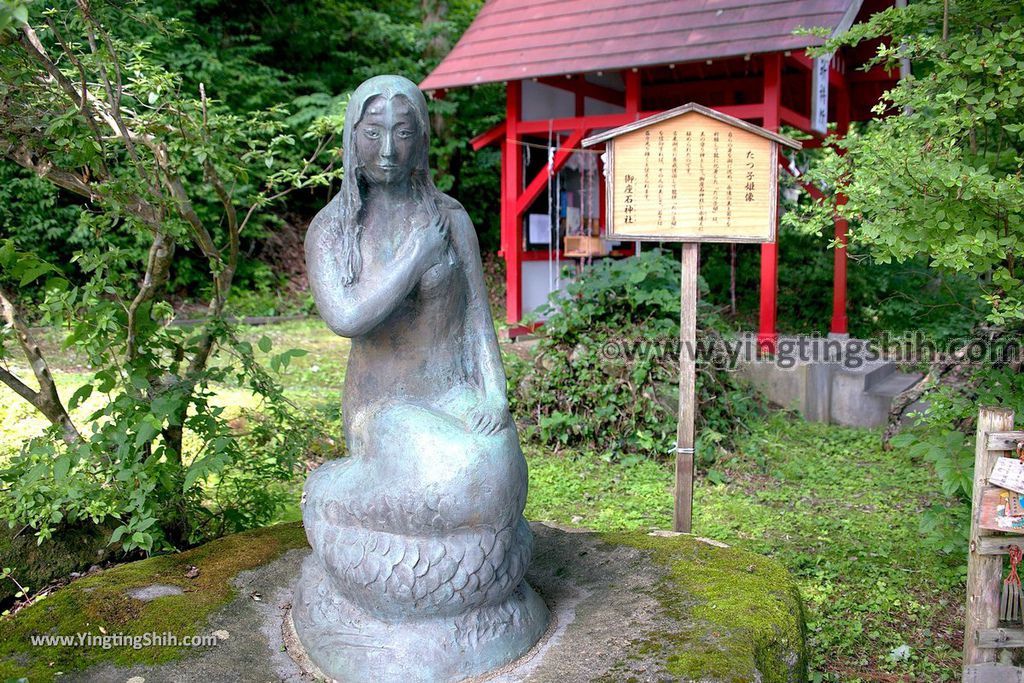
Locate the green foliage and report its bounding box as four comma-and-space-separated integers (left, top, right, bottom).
0, 0, 503, 294
0, 240, 330, 553
0, 163, 91, 267
701, 234, 984, 341
0, 1, 344, 553
786, 2, 1024, 563
844, 262, 982, 342
0, 1, 29, 33
792, 0, 1024, 326
507, 249, 762, 460
142, 0, 504, 247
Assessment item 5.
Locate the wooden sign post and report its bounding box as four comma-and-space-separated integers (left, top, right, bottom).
583, 103, 800, 533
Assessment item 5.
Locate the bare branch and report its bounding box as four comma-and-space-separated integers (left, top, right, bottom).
198, 85, 239, 276
76, 0, 157, 195
17, 22, 120, 138
43, 14, 110, 175
5, 142, 95, 198
3, 141, 161, 225
0, 287, 80, 445
237, 133, 338, 235
0, 363, 41, 406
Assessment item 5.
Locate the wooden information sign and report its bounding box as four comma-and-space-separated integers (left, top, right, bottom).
590, 103, 798, 243
583, 103, 800, 533
990, 457, 1024, 495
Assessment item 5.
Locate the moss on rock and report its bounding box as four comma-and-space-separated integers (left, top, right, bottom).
0, 521, 116, 607
0, 522, 307, 681
601, 531, 806, 683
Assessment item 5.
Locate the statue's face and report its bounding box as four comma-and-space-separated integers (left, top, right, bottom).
354, 95, 421, 186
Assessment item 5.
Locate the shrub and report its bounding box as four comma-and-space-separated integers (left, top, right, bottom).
507, 249, 762, 463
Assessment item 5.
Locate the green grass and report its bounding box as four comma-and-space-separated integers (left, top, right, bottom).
0, 319, 347, 453
0, 320, 966, 682
525, 415, 964, 682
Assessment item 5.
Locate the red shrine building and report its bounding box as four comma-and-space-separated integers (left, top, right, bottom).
421, 0, 900, 346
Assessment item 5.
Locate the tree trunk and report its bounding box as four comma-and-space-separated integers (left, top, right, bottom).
422, 0, 449, 141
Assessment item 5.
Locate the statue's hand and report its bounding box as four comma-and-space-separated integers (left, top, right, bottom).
468, 396, 509, 435
413, 211, 449, 268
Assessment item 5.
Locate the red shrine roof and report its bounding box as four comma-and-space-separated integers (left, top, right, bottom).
421, 0, 864, 91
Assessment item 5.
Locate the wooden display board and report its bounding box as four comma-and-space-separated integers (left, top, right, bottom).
964, 407, 1024, 682
586, 103, 799, 243
583, 103, 799, 534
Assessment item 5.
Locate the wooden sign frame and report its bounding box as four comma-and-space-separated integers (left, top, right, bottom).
583, 102, 800, 244
601, 142, 780, 243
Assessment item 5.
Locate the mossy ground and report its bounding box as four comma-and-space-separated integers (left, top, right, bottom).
0, 522, 307, 681
601, 531, 805, 683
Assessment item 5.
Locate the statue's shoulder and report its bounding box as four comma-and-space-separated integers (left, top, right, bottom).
315, 192, 345, 225
437, 193, 471, 229
306, 192, 344, 246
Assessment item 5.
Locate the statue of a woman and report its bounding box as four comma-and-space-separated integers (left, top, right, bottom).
292, 75, 549, 682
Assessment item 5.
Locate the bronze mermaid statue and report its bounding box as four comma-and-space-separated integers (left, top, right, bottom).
292, 74, 549, 682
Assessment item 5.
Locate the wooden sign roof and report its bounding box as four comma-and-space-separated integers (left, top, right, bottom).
421, 0, 864, 91
582, 102, 802, 149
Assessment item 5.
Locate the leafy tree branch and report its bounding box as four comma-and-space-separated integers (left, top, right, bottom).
0, 0, 342, 552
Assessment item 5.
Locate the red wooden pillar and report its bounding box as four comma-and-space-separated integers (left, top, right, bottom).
624, 69, 641, 116
758, 53, 782, 353
502, 81, 523, 325
598, 145, 607, 233
831, 199, 849, 334
830, 81, 852, 335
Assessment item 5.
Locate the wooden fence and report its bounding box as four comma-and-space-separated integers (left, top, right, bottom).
965, 406, 1024, 682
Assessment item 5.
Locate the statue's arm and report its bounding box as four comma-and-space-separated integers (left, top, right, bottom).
451, 208, 510, 434
305, 202, 431, 338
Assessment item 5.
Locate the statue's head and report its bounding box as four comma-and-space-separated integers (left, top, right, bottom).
344, 75, 431, 189
333, 75, 437, 285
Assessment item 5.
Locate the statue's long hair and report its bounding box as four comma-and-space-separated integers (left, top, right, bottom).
335, 75, 440, 285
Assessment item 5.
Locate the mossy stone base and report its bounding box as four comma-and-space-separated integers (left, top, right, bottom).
499, 525, 807, 683
0, 522, 805, 682
0, 522, 309, 682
